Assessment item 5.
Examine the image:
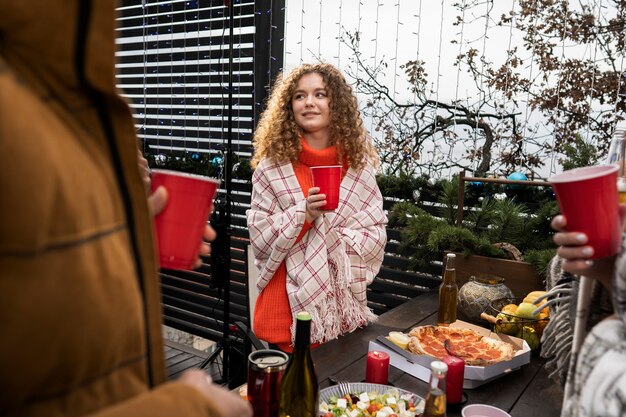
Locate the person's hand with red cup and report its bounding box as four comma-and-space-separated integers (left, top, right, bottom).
138, 151, 217, 269
305, 186, 328, 223
552, 204, 626, 288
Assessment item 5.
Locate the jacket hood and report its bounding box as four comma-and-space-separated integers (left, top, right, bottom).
0, 0, 118, 102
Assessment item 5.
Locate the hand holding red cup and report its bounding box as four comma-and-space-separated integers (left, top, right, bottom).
150, 169, 219, 270
549, 164, 621, 260
310, 165, 342, 211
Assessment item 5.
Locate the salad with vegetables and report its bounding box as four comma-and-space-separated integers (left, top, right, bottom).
319, 388, 424, 417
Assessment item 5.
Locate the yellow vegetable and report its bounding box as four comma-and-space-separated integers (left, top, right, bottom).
524, 290, 549, 316
523, 290, 546, 304
517, 326, 541, 350
495, 313, 521, 336
515, 302, 540, 319
501, 304, 518, 315
532, 312, 549, 335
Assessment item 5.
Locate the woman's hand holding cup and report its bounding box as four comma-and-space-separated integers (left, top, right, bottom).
305, 187, 327, 223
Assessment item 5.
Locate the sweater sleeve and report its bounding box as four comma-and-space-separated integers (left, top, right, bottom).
86, 382, 225, 417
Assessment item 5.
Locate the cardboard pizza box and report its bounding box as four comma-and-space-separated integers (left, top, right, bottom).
368, 320, 531, 389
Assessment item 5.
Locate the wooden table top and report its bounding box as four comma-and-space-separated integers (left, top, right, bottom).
311, 291, 563, 417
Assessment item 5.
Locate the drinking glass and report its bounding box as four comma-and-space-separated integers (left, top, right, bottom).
606, 128, 626, 202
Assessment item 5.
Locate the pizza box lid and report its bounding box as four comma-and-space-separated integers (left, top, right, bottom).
368, 321, 530, 388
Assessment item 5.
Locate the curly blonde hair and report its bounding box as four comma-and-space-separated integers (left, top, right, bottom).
251, 63, 378, 170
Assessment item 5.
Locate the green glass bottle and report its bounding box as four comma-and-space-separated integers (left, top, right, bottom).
278, 311, 319, 417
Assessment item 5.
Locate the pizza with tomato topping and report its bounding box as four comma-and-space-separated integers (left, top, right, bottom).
407, 325, 515, 366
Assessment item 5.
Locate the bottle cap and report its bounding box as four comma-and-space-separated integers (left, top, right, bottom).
446, 253, 456, 260
431, 360, 448, 375
297, 311, 312, 321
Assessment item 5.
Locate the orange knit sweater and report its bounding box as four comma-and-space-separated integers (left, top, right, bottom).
253, 140, 347, 352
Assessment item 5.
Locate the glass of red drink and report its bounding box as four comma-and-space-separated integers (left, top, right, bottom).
247, 349, 289, 417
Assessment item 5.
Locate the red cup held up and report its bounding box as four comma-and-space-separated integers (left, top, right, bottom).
549, 165, 621, 259
311, 165, 342, 210
150, 169, 219, 270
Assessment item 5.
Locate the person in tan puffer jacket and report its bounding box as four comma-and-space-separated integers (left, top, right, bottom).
0, 1, 251, 416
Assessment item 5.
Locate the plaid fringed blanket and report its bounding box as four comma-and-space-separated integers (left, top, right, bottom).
543, 247, 626, 416
247, 158, 387, 344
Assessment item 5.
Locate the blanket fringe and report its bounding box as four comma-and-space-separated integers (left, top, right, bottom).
290, 246, 377, 345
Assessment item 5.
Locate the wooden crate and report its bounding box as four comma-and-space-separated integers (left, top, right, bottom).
445, 251, 544, 297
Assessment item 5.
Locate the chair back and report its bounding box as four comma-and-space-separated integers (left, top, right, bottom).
246, 245, 260, 326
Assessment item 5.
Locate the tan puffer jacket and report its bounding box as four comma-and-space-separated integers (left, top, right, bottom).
0, 1, 222, 416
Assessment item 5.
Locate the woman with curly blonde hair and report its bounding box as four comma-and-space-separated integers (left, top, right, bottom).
251, 63, 378, 170
247, 63, 387, 351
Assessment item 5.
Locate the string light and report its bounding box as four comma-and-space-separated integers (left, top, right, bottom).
585, 0, 603, 145
522, 2, 537, 167
549, 2, 570, 175
502, 0, 515, 116
169, 2, 174, 152
300, 0, 305, 64
141, 0, 148, 155
336, 0, 343, 66
373, 0, 380, 62
472, 0, 491, 167
612, 3, 626, 131
370, 0, 381, 137
434, 0, 444, 151
318, 0, 323, 59
267, 0, 274, 98
356, 0, 362, 96
453, 0, 466, 166
413, 0, 422, 113
392, 0, 401, 101
194, 0, 200, 156
504, 0, 517, 173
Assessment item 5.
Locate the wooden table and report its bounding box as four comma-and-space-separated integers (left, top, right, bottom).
311, 291, 563, 417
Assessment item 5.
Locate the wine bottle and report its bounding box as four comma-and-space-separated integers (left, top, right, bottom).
278, 311, 319, 417
423, 360, 448, 417
437, 253, 458, 326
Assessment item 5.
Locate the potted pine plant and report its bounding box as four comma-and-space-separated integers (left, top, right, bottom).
387, 177, 558, 297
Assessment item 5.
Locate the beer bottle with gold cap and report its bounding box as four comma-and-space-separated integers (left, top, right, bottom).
423, 360, 448, 417
437, 253, 458, 326
278, 311, 318, 417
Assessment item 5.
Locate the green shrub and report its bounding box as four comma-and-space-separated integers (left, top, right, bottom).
386, 177, 557, 277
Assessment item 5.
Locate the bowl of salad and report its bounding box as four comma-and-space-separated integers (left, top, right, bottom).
319, 382, 424, 417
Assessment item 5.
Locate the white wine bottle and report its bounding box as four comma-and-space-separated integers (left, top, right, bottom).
278, 311, 319, 417
437, 253, 458, 326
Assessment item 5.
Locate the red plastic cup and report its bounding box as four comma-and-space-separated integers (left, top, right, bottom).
150, 169, 219, 270
549, 164, 621, 259
311, 165, 342, 210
